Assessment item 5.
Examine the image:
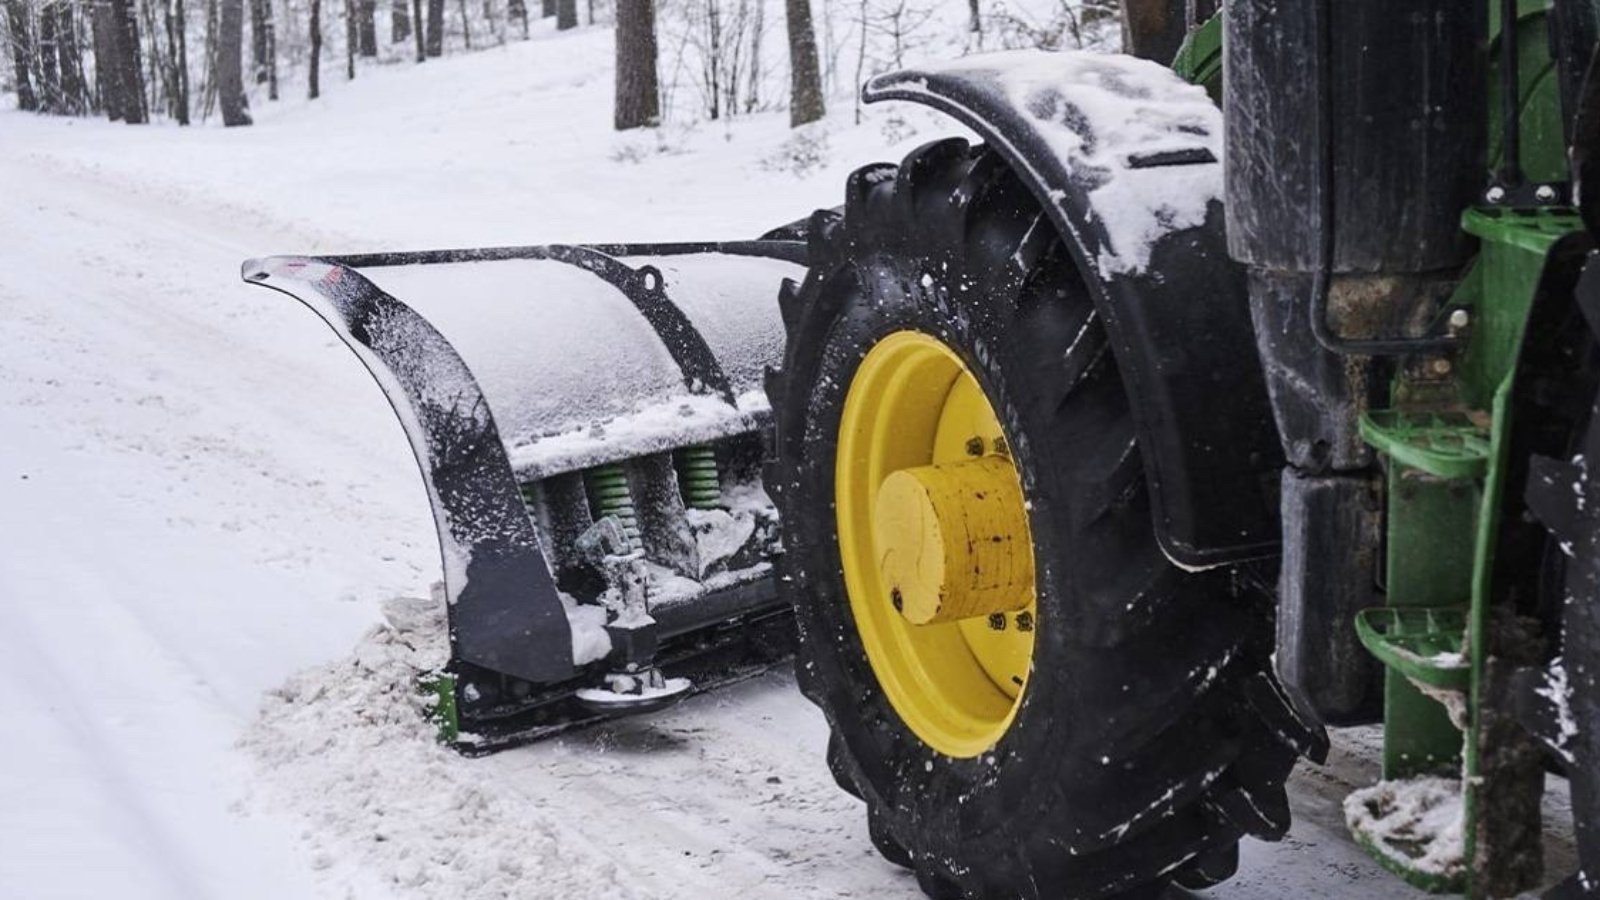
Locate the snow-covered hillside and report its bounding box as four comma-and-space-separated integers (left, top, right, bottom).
0, 20, 1575, 900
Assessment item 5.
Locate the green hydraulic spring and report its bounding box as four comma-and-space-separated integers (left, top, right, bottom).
677, 445, 723, 511
586, 463, 641, 544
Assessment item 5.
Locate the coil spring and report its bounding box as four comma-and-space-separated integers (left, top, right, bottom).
677, 445, 723, 510
586, 463, 641, 544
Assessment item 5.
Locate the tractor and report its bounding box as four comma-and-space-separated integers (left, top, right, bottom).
245, 0, 1600, 896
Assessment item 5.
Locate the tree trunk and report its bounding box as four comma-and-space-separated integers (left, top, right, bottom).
506, 0, 525, 38
199, 0, 217, 117
92, 0, 123, 118
37, 3, 61, 112
308, 0, 320, 96
612, 0, 657, 130
3, 0, 37, 110
1121, 0, 1185, 64
540, 0, 552, 17
249, 0, 264, 81
783, 0, 822, 127
110, 0, 147, 122
454, 0, 468, 48
344, 0, 354, 74
409, 0, 422, 58
554, 0, 573, 30
357, 0, 375, 54
390, 0, 408, 41
745, 0, 763, 113
161, 0, 189, 121
263, 5, 274, 98
216, 0, 250, 124
424, 0, 441, 55
967, 0, 980, 38
57, 1, 90, 113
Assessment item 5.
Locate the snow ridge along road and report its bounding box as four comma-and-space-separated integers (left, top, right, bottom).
0, 25, 1574, 899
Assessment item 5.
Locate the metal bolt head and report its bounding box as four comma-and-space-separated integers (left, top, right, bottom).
1448, 309, 1471, 329
1431, 358, 1453, 376
1486, 186, 1507, 204
1537, 184, 1559, 203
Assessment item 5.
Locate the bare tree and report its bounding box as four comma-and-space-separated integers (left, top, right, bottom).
391, 0, 408, 41
308, 0, 321, 95
248, 0, 263, 79
455, 0, 469, 48
744, 0, 763, 113
613, 0, 657, 130
56, 1, 92, 113
507, 0, 525, 37
424, 0, 441, 54
555, 0, 573, 29
162, 0, 190, 121
3, 0, 38, 111
37, 3, 62, 111
216, 0, 250, 124
784, 0, 822, 126
409, 0, 422, 57
1121, 0, 1180, 62
108, 0, 147, 122
357, 0, 376, 54
540, 0, 552, 17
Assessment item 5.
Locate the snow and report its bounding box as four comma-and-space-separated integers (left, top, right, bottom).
1536, 658, 1580, 765
240, 595, 644, 899
0, 25, 958, 900
1344, 777, 1465, 880
875, 49, 1222, 275
0, 17, 1580, 900
348, 252, 801, 479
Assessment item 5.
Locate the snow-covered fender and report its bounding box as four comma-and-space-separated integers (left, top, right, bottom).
864, 50, 1281, 568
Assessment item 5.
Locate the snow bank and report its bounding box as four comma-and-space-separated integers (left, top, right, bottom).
239, 594, 642, 900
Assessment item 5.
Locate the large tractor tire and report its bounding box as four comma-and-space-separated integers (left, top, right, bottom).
1522, 276, 1600, 897
765, 138, 1310, 899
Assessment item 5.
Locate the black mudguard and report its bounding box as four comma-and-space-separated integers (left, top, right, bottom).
864, 54, 1281, 568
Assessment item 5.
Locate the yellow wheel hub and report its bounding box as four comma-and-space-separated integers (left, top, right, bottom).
836, 331, 1037, 758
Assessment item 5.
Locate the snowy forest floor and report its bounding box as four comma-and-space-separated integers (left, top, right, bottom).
0, 22, 1579, 900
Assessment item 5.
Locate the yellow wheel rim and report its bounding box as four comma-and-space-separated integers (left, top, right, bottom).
836, 331, 1037, 758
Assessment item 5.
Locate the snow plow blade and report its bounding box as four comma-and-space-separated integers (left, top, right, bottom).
243, 240, 805, 752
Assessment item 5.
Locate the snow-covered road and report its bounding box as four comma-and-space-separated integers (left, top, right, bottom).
0, 28, 1578, 899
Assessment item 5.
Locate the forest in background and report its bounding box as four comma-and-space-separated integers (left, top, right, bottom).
0, 0, 1121, 131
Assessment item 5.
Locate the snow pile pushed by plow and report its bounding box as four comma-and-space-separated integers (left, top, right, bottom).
240, 593, 640, 900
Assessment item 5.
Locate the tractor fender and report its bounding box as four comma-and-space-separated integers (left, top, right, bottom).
864, 51, 1282, 568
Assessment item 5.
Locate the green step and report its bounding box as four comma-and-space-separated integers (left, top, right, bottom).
1359, 410, 1491, 480
1355, 606, 1471, 692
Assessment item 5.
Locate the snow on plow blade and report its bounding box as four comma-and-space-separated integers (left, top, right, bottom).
243, 240, 805, 747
